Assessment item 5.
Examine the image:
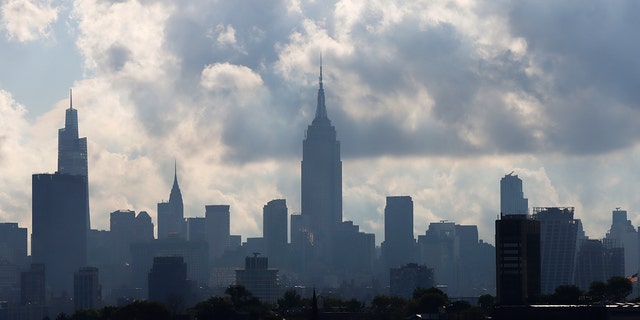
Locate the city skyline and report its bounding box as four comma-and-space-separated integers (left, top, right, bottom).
2, 1, 640, 245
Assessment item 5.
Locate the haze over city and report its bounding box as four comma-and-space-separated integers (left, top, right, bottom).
2, 0, 640, 245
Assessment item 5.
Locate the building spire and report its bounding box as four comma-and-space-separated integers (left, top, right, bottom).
69, 88, 73, 110
313, 53, 330, 125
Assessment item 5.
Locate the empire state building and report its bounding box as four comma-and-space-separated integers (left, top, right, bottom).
301, 62, 343, 266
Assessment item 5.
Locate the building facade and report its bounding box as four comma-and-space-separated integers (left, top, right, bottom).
300, 63, 342, 279
382, 196, 415, 270
495, 214, 541, 305
500, 173, 528, 216
263, 199, 288, 269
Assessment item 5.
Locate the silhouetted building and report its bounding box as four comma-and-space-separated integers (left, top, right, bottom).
134, 211, 154, 242
300, 62, 342, 280
32, 173, 88, 295
158, 163, 185, 239
235, 255, 279, 303
110, 209, 136, 266
21, 263, 46, 306
418, 222, 458, 294
496, 214, 541, 305
131, 238, 208, 293
604, 209, 638, 277
186, 217, 206, 242
575, 239, 625, 291
532, 207, 579, 294
263, 199, 288, 269
333, 221, 376, 278
0, 223, 27, 268
390, 263, 434, 299
148, 256, 189, 311
57, 90, 90, 229
74, 267, 100, 310
206, 205, 230, 261
500, 173, 528, 216
382, 196, 415, 270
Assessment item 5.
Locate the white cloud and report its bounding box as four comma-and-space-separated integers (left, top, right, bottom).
1, 0, 58, 42
200, 63, 263, 92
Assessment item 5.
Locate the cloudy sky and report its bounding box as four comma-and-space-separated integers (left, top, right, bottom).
1, 0, 640, 246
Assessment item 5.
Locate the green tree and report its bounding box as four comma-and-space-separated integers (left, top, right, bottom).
477, 294, 495, 317
588, 281, 607, 301
370, 295, 407, 320
277, 289, 303, 315
552, 285, 583, 304
111, 300, 171, 320
189, 296, 235, 320
607, 276, 633, 302
407, 287, 449, 315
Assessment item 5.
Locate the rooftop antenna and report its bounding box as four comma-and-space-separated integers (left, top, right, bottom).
69, 88, 73, 110
319, 52, 323, 89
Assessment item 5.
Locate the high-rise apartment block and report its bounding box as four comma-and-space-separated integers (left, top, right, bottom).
532, 207, 579, 294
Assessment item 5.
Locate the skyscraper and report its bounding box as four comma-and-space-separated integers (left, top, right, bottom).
157, 163, 185, 239
263, 199, 288, 268
32, 173, 88, 294
205, 204, 230, 261
500, 173, 528, 216
382, 196, 415, 269
495, 214, 541, 305
74, 267, 101, 310
301, 61, 342, 271
31, 93, 89, 295
532, 207, 579, 294
57, 89, 90, 228
604, 209, 638, 277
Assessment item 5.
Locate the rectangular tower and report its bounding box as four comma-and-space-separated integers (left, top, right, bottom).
496, 214, 541, 305
500, 173, 528, 216
263, 199, 288, 268
382, 196, 415, 269
32, 173, 88, 295
205, 205, 231, 261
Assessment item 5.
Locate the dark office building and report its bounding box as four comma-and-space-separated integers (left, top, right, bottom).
236, 255, 279, 303
532, 207, 579, 294
131, 238, 208, 292
158, 164, 185, 239
382, 196, 415, 269
148, 256, 189, 310
495, 214, 541, 305
134, 211, 154, 242
263, 199, 288, 268
300, 62, 342, 279
74, 267, 101, 310
575, 239, 625, 291
21, 263, 46, 306
390, 263, 434, 299
186, 217, 206, 242
32, 173, 88, 295
206, 205, 230, 261
0, 223, 28, 268
110, 209, 136, 265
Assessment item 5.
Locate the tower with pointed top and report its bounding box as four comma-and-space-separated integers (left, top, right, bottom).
301, 60, 343, 276
157, 163, 185, 239
32, 90, 89, 295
